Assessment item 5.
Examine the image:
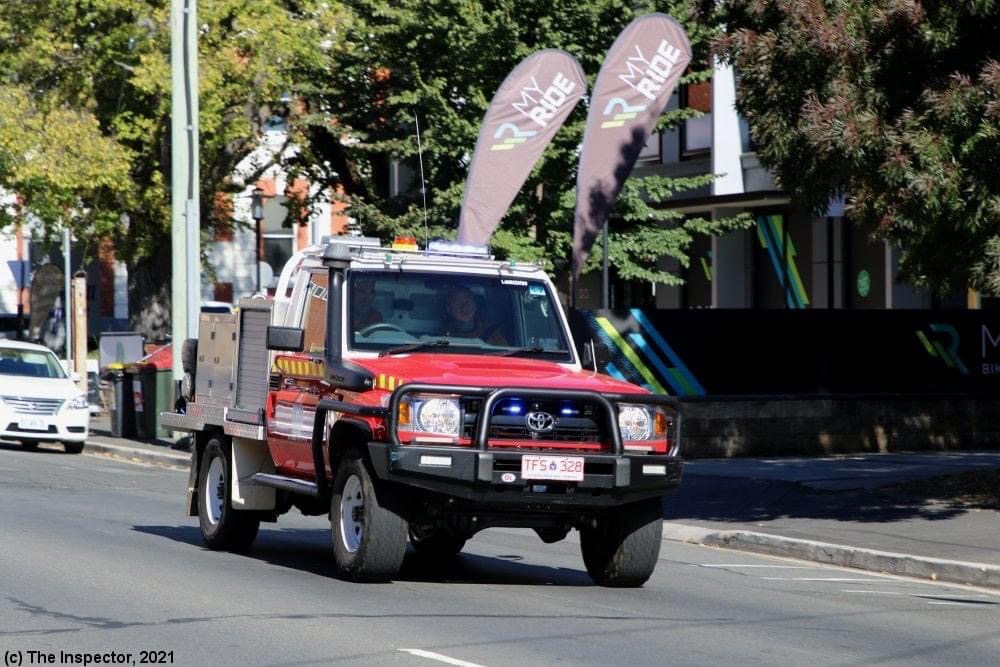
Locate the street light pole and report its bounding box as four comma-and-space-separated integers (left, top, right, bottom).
170, 0, 201, 381
251, 187, 264, 293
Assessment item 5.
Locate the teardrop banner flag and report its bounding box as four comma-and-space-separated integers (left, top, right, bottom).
571, 14, 692, 274
457, 50, 585, 245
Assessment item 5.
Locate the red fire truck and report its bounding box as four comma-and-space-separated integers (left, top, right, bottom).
163, 236, 682, 586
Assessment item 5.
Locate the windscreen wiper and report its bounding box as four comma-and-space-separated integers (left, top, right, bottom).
378, 339, 450, 358
488, 346, 566, 357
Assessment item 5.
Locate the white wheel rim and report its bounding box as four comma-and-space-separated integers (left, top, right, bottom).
204, 456, 225, 526
339, 474, 364, 554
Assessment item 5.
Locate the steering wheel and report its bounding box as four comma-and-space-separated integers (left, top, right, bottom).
358, 322, 408, 336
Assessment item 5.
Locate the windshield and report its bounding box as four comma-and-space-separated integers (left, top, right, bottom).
348, 271, 573, 362
0, 347, 67, 378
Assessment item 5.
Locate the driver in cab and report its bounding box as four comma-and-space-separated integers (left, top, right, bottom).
352, 278, 383, 332
442, 287, 507, 346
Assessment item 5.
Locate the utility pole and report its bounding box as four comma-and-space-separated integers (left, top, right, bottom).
170, 0, 201, 381
63, 227, 72, 364
72, 271, 87, 391
601, 220, 609, 309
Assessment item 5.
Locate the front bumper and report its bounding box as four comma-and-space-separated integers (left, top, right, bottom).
367, 442, 682, 508
0, 405, 89, 443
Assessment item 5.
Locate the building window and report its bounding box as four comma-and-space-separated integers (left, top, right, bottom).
637, 131, 662, 162
681, 80, 712, 157
260, 194, 294, 290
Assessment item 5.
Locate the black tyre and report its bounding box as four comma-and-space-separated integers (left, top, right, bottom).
580, 498, 663, 587
63, 442, 85, 454
19, 440, 39, 451
331, 450, 407, 581
408, 524, 466, 560
198, 437, 259, 551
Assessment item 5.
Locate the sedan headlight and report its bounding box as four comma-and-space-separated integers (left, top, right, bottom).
67, 394, 89, 410
403, 396, 461, 436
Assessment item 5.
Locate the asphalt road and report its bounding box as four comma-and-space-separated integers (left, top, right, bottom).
2, 442, 999, 667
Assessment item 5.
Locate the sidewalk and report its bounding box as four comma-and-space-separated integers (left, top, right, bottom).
664, 451, 1000, 587
81, 415, 1000, 588
85, 413, 190, 468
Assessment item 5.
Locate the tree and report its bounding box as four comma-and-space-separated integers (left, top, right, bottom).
289, 0, 749, 290
715, 0, 1000, 295
0, 1, 342, 335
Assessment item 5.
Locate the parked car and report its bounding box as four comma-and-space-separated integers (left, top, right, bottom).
0, 340, 90, 453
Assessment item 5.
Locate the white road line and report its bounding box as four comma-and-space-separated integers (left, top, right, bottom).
840, 590, 903, 595
400, 648, 488, 667
701, 563, 817, 570
926, 601, 968, 606
759, 577, 881, 582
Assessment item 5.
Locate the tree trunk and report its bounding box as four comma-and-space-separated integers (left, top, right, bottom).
127, 244, 172, 341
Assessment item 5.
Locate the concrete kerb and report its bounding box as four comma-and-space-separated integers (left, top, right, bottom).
662, 521, 1000, 590
84, 440, 190, 469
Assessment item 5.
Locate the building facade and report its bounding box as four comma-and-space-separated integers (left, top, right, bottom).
572, 61, 954, 312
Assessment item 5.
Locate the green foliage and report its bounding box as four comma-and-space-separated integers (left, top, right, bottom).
0, 0, 342, 266
716, 0, 1000, 295
291, 0, 749, 285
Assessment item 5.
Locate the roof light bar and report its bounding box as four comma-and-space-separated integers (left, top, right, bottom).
426, 240, 491, 257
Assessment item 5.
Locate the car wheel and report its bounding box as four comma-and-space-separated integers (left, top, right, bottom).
331, 450, 407, 582
19, 440, 39, 451
63, 442, 85, 454
408, 524, 466, 560
197, 436, 259, 551
580, 498, 663, 588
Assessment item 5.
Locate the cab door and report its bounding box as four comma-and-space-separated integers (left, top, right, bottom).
267, 270, 329, 477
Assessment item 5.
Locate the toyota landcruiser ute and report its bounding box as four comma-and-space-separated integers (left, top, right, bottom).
163, 236, 682, 587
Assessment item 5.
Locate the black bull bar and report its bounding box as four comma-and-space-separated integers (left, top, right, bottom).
310, 384, 682, 498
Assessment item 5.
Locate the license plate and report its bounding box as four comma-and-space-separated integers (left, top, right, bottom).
18, 417, 48, 432
521, 455, 585, 482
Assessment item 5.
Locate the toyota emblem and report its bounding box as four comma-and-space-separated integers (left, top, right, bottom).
525, 411, 556, 433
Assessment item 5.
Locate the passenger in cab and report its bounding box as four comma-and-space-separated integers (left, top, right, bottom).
442, 287, 507, 346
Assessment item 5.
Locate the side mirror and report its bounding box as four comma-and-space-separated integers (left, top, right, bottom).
70, 371, 82, 383
594, 342, 610, 366
267, 326, 304, 352
580, 340, 610, 370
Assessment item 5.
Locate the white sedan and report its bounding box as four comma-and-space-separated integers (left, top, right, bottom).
0, 340, 90, 453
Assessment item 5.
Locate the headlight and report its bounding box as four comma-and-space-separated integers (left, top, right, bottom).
68, 395, 89, 410
413, 397, 461, 436
618, 404, 653, 441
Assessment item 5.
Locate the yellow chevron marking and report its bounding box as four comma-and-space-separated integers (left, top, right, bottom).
275, 356, 325, 378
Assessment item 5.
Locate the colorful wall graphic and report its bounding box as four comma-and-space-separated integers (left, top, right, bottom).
569, 309, 1000, 396
756, 214, 810, 309
575, 308, 706, 397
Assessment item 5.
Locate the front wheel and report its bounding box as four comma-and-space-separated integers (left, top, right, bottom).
63, 441, 84, 454
580, 498, 663, 587
331, 451, 407, 581
197, 437, 259, 551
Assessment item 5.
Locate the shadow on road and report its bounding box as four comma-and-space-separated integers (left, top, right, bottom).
133, 524, 592, 586
662, 475, 966, 525
0, 440, 76, 455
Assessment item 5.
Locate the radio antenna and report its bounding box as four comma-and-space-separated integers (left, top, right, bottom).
413, 112, 429, 246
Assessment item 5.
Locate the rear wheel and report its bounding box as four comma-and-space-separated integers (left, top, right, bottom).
580, 498, 663, 587
19, 440, 39, 451
408, 524, 466, 560
197, 437, 259, 551
63, 441, 84, 454
331, 450, 407, 581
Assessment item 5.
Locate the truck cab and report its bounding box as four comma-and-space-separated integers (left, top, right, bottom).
165, 236, 682, 586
